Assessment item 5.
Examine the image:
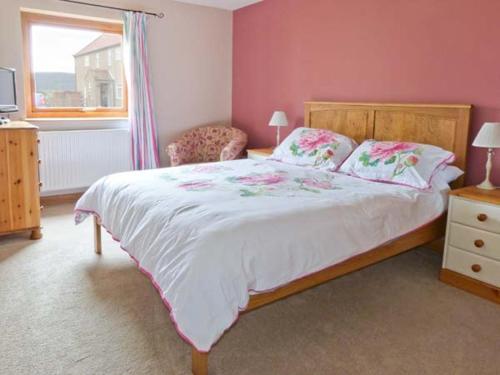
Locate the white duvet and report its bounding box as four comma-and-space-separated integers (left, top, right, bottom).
75, 159, 448, 352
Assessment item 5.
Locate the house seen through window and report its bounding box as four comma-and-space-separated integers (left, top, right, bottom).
22, 12, 127, 118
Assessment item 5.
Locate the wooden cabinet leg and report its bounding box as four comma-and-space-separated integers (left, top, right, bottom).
30, 227, 42, 240
192, 348, 208, 375
94, 216, 102, 254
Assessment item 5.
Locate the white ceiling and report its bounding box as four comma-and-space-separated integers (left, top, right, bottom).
174, 0, 262, 11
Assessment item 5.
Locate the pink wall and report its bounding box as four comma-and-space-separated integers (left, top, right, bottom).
233, 0, 500, 185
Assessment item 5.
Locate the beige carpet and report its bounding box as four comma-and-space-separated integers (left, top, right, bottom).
1, 204, 499, 375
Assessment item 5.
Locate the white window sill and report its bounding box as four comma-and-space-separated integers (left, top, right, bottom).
25, 117, 129, 121
24, 117, 129, 131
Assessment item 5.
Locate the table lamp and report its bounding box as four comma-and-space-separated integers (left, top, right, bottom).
472, 122, 500, 190
269, 111, 288, 146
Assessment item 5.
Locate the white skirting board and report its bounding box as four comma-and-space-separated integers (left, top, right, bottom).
39, 129, 132, 196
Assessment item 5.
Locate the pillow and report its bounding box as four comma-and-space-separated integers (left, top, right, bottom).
270, 127, 357, 171
434, 164, 464, 184
339, 140, 455, 189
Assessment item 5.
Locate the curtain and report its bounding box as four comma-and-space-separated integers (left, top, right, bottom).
123, 11, 160, 170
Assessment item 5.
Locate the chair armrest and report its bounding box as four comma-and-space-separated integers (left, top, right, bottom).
220, 138, 247, 161
166, 141, 193, 166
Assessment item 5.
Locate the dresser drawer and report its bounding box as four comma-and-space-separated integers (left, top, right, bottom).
445, 246, 500, 287
448, 223, 500, 261
450, 197, 500, 234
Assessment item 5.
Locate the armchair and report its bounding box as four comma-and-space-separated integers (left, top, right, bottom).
167, 125, 248, 166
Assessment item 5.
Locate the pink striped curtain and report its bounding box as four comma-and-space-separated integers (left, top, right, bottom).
123, 12, 160, 170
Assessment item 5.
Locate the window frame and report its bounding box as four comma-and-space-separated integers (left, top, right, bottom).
116, 83, 123, 100
21, 11, 128, 119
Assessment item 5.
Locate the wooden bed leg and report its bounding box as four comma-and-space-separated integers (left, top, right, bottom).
94, 216, 102, 254
192, 348, 208, 375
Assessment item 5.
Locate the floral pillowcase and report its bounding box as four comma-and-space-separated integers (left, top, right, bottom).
338, 140, 456, 189
270, 127, 358, 171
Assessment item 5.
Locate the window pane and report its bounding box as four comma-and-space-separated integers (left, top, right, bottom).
31, 25, 124, 109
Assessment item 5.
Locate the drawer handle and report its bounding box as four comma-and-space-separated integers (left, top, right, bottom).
477, 213, 488, 222
474, 239, 484, 248
471, 264, 482, 273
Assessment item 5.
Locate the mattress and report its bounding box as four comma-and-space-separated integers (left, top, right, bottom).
75, 158, 449, 351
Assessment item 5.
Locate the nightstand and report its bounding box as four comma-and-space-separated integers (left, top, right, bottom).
247, 148, 273, 161
440, 186, 500, 304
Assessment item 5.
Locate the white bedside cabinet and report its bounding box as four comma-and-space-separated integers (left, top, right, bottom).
440, 186, 500, 304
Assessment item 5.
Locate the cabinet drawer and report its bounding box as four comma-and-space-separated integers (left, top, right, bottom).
450, 197, 500, 234
444, 246, 500, 287
448, 223, 500, 261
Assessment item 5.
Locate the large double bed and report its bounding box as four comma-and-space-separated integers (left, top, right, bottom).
75, 102, 471, 375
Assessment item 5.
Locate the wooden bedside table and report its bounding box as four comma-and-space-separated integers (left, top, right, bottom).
440, 186, 500, 304
247, 148, 273, 161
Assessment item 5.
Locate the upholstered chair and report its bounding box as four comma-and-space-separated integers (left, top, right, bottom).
166, 125, 248, 166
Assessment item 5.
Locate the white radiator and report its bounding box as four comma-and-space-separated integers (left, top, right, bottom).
39, 129, 132, 196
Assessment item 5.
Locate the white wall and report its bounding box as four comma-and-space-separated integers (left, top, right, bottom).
0, 0, 233, 166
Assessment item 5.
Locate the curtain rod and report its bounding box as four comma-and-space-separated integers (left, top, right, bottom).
57, 0, 165, 18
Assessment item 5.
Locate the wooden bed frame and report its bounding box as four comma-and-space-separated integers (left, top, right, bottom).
93, 102, 471, 375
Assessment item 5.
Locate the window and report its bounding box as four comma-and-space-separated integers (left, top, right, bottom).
116, 83, 123, 100
22, 11, 127, 118
115, 47, 122, 61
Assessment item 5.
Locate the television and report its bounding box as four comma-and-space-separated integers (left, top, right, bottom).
0, 67, 18, 113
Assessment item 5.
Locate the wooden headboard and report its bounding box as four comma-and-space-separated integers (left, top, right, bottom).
305, 102, 472, 186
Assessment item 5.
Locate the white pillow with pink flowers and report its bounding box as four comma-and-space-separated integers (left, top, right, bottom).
338, 140, 455, 189
270, 127, 358, 171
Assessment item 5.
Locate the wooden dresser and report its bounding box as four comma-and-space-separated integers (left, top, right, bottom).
0, 122, 42, 239
440, 186, 500, 303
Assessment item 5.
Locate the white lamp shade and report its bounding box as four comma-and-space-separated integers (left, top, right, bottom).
268, 111, 288, 127
472, 122, 500, 148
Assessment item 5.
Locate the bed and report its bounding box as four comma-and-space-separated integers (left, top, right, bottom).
75, 102, 471, 375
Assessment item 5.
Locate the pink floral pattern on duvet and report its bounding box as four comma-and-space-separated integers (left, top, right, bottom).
295, 177, 338, 192
170, 164, 341, 197
190, 164, 233, 173
178, 180, 215, 191
227, 172, 287, 186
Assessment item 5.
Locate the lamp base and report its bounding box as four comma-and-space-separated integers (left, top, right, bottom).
477, 148, 496, 190
477, 179, 496, 190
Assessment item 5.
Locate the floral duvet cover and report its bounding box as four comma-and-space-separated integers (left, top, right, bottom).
75, 158, 448, 352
